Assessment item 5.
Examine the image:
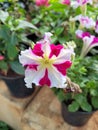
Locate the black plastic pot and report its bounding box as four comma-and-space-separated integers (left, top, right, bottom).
0, 74, 35, 98
61, 102, 94, 126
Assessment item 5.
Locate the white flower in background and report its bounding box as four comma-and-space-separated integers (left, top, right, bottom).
76, 30, 98, 57
19, 33, 74, 88
73, 15, 95, 29
71, 0, 93, 9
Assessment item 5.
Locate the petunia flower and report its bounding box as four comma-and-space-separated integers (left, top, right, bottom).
71, 0, 93, 9
35, 0, 49, 6
19, 33, 74, 88
72, 15, 95, 29
76, 30, 98, 57
95, 20, 98, 33
0, 55, 4, 60
75, 29, 90, 38
61, 0, 71, 5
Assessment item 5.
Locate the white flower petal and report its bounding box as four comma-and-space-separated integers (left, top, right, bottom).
48, 67, 66, 88
71, 1, 79, 9
81, 36, 94, 57
44, 32, 53, 42
24, 66, 46, 88
53, 48, 73, 64
19, 48, 41, 66
75, 30, 83, 38
42, 41, 51, 57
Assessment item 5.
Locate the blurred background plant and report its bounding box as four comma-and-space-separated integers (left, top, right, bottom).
48, 0, 98, 112
12, 0, 98, 113
31, 0, 72, 43
0, 7, 37, 76
0, 0, 98, 122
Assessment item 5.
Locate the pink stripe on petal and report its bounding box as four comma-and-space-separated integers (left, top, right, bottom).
39, 69, 51, 86
35, 0, 49, 6
27, 64, 38, 70
62, 0, 70, 5
95, 20, 98, 33
76, 30, 91, 39
95, 20, 98, 28
32, 44, 43, 57
82, 32, 91, 38
50, 44, 63, 58
53, 61, 72, 76
91, 37, 98, 45
82, 0, 87, 4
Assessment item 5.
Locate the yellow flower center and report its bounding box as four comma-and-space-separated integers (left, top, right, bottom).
40, 55, 54, 68
44, 59, 50, 64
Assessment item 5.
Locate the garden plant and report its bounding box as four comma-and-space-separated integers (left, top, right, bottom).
0, 0, 98, 128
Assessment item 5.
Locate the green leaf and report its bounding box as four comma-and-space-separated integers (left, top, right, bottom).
0, 61, 8, 71
39, 26, 50, 34
75, 7, 81, 15
0, 121, 10, 130
10, 61, 24, 75
73, 94, 92, 112
0, 25, 10, 41
57, 90, 66, 102
79, 67, 87, 75
16, 20, 38, 30
86, 80, 96, 89
0, 0, 5, 1
68, 101, 79, 112
51, 35, 58, 43
90, 89, 98, 96
73, 94, 86, 104
7, 45, 18, 60
81, 101, 92, 112
32, 18, 40, 25
47, 3, 67, 12
55, 27, 64, 35
10, 32, 18, 45
50, 0, 58, 3
58, 37, 66, 44
91, 97, 98, 109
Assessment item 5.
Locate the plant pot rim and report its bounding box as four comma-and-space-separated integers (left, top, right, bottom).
61, 101, 97, 126
0, 73, 35, 98
62, 101, 96, 114
0, 73, 24, 80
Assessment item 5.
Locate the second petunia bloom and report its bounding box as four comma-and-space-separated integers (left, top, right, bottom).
61, 0, 71, 5
76, 30, 98, 57
35, 0, 49, 6
19, 33, 74, 88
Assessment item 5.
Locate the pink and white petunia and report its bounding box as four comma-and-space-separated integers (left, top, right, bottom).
61, 0, 71, 5
76, 30, 98, 57
19, 33, 74, 88
95, 20, 98, 33
73, 15, 95, 29
35, 0, 49, 6
71, 0, 93, 9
